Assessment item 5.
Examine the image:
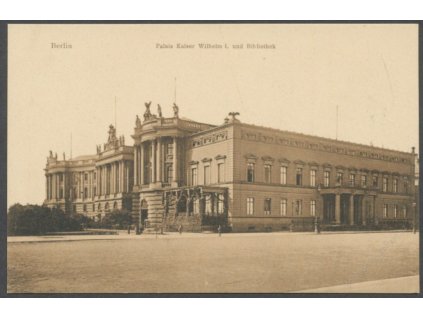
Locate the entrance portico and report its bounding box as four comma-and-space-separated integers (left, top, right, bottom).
321, 188, 375, 225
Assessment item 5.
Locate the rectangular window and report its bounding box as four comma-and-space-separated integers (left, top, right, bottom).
84, 188, 88, 199
361, 175, 367, 187
349, 174, 355, 186
205, 197, 212, 214
166, 165, 173, 184
84, 173, 88, 181
280, 166, 287, 185
217, 163, 224, 183
383, 177, 388, 192
336, 172, 343, 185
264, 164, 271, 183
246, 197, 254, 215
324, 171, 330, 187
296, 167, 303, 186
191, 167, 198, 186
167, 142, 173, 156
204, 166, 210, 185
393, 179, 398, 193
247, 163, 255, 183
383, 204, 388, 218
403, 206, 407, 218
372, 175, 378, 188
280, 199, 287, 216
264, 198, 272, 215
404, 180, 409, 193
310, 169, 316, 187
295, 200, 302, 216
393, 205, 398, 218
310, 200, 316, 217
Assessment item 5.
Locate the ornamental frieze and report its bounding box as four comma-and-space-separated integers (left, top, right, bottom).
191, 130, 228, 148
241, 129, 410, 165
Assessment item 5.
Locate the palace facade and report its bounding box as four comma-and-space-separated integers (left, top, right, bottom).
44, 103, 417, 232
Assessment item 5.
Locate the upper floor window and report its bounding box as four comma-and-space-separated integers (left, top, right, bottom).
280, 166, 287, 185
349, 174, 355, 186
247, 163, 255, 183
204, 166, 210, 185
310, 200, 316, 217
404, 179, 409, 193
280, 199, 287, 216
166, 142, 173, 156
383, 204, 388, 218
84, 187, 88, 199
264, 198, 272, 215
217, 163, 225, 183
372, 175, 378, 188
296, 167, 303, 186
247, 197, 254, 215
382, 177, 388, 192
166, 165, 173, 184
264, 164, 271, 183
324, 171, 330, 187
191, 167, 198, 186
310, 169, 316, 187
393, 178, 398, 193
336, 172, 343, 185
361, 175, 367, 187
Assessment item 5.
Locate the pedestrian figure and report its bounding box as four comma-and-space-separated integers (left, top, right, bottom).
127, 225, 131, 235
218, 225, 222, 237
178, 224, 183, 235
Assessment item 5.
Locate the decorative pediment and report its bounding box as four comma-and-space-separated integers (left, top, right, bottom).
202, 157, 212, 163
294, 160, 306, 166
189, 160, 199, 165
359, 168, 369, 173
323, 163, 332, 168
381, 170, 391, 176
335, 165, 346, 170
392, 172, 400, 177
261, 156, 275, 163
244, 153, 258, 161
215, 154, 227, 161
308, 161, 319, 167
278, 158, 290, 165
348, 166, 357, 172
371, 169, 379, 175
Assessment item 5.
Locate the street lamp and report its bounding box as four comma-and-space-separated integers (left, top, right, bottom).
315, 184, 322, 234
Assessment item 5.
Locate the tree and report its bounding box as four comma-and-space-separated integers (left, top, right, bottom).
100, 209, 132, 229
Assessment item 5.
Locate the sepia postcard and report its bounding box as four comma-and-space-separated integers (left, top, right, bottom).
2, 22, 420, 295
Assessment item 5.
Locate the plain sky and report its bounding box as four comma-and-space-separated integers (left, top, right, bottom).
7, 24, 418, 206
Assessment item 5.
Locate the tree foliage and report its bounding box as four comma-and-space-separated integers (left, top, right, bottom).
7, 204, 83, 236
99, 209, 132, 229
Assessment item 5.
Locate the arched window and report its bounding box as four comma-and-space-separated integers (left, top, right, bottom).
105, 202, 110, 212
113, 202, 118, 210
98, 203, 102, 212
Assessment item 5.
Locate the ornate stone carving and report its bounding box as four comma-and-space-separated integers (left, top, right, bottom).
191, 130, 228, 148
173, 103, 179, 118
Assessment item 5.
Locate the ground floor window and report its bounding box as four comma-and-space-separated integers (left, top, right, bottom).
310, 200, 316, 217
403, 205, 407, 218
383, 204, 388, 218
193, 198, 200, 214
393, 204, 398, 218
295, 200, 302, 216
217, 194, 224, 214
247, 197, 254, 215
280, 199, 287, 216
264, 198, 272, 215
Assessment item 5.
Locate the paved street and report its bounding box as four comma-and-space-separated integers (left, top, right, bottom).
7, 232, 419, 293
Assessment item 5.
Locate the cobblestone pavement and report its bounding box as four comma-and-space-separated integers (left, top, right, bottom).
7, 231, 419, 293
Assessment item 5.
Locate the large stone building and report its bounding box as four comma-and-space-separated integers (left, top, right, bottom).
44, 103, 417, 232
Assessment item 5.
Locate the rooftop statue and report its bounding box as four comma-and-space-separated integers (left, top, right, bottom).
135, 115, 141, 128
173, 103, 179, 118
157, 104, 162, 118
144, 101, 152, 121
108, 124, 117, 143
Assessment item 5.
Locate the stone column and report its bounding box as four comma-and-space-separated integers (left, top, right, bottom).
172, 137, 178, 184
140, 144, 144, 185
126, 160, 130, 192
134, 145, 139, 185
157, 138, 162, 183
97, 167, 101, 196
151, 141, 156, 183
349, 194, 355, 225
361, 196, 367, 225
119, 161, 124, 193
46, 175, 49, 200
335, 193, 341, 224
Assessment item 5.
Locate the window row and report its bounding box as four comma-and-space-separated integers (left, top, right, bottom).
382, 204, 408, 218
246, 197, 317, 217
191, 162, 225, 186
246, 163, 410, 192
